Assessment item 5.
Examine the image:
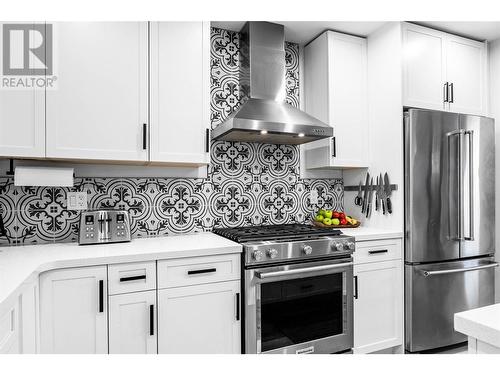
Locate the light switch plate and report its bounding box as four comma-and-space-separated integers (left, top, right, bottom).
309, 189, 319, 205
67, 192, 88, 210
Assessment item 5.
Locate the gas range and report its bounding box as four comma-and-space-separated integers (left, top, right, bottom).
213, 224, 355, 266
214, 223, 355, 354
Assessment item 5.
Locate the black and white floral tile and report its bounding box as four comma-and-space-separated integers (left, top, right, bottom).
0, 27, 343, 247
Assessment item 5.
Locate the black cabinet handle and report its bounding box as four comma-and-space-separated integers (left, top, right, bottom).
205, 129, 210, 153
187, 268, 216, 275
149, 305, 154, 336
98, 280, 104, 313
368, 249, 389, 254
444, 82, 449, 103
119, 275, 146, 282
449, 82, 454, 103
142, 123, 147, 150
236, 293, 240, 321
353, 276, 358, 299
331, 136, 336, 157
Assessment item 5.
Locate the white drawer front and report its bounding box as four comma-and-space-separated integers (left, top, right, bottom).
158, 254, 240, 289
354, 238, 402, 264
108, 261, 156, 295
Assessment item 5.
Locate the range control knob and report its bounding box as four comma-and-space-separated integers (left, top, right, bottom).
302, 245, 313, 255
267, 248, 278, 259
345, 241, 355, 250
252, 250, 264, 261
332, 242, 344, 251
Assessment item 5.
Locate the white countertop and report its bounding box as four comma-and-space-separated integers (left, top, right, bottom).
341, 227, 404, 241
0, 232, 241, 313
454, 304, 500, 348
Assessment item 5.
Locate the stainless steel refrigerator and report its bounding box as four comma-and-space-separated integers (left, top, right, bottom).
404, 108, 498, 353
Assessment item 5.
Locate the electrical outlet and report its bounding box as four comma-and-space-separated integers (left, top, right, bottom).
67, 192, 88, 210
309, 189, 319, 205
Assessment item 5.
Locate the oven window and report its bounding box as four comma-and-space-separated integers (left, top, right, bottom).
260, 273, 344, 352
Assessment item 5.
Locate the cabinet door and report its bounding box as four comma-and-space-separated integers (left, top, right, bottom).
149, 22, 210, 165
328, 32, 368, 168
446, 36, 487, 115
109, 290, 157, 354
39, 266, 108, 354
353, 260, 403, 354
304, 31, 368, 169
158, 280, 241, 354
402, 23, 446, 111
0, 299, 20, 354
46, 22, 148, 162
0, 22, 45, 158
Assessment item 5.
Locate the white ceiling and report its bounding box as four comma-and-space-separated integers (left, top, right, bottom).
211, 21, 500, 45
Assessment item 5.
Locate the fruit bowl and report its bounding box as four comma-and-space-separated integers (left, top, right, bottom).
311, 209, 361, 229
312, 219, 360, 229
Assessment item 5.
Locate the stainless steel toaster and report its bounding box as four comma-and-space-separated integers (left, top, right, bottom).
79, 210, 131, 245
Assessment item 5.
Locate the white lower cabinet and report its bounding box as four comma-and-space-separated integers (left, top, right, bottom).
353, 239, 403, 354
39, 266, 108, 354
158, 280, 241, 354
109, 290, 157, 354
0, 299, 20, 354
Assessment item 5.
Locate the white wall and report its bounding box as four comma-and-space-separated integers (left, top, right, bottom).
343, 22, 404, 232
488, 38, 500, 303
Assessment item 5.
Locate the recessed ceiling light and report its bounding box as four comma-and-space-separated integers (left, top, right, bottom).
260, 130, 268, 135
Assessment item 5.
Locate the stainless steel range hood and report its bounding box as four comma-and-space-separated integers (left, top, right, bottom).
211, 22, 332, 145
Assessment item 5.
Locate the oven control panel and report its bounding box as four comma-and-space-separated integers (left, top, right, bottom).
244, 236, 355, 266
79, 210, 131, 245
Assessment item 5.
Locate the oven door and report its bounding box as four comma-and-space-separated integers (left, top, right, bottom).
244, 258, 353, 354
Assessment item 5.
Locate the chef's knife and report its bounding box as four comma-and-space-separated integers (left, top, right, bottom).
354, 182, 363, 206
384, 172, 393, 214
379, 173, 386, 214
375, 175, 380, 211
361, 172, 370, 213
366, 177, 374, 218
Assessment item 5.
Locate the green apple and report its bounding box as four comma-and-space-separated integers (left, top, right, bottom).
319, 209, 326, 216
331, 218, 340, 226
324, 210, 333, 219
323, 218, 332, 225
315, 214, 324, 222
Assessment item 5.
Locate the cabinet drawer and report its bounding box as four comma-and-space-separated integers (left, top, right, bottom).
158, 254, 240, 289
108, 261, 156, 295
354, 238, 402, 264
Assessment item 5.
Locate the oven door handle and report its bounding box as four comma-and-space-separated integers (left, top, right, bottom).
255, 262, 353, 280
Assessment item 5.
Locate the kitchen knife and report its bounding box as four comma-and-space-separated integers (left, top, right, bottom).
375, 176, 380, 211
379, 173, 386, 214
366, 177, 374, 218
361, 172, 370, 213
354, 182, 363, 206
384, 172, 393, 214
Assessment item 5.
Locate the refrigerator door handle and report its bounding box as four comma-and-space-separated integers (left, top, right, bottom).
421, 262, 498, 277
447, 129, 465, 240
464, 130, 474, 241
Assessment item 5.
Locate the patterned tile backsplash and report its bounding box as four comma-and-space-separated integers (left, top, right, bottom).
0, 27, 343, 247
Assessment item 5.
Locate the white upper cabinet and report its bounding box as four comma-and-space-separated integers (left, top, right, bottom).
39, 266, 108, 354
304, 31, 369, 169
446, 35, 487, 115
149, 22, 210, 165
46, 22, 149, 162
402, 23, 487, 116
402, 23, 446, 111
0, 22, 45, 158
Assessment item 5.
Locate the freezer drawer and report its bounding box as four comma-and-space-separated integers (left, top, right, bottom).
405, 257, 497, 352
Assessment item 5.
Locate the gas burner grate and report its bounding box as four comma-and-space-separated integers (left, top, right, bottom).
213, 224, 342, 242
